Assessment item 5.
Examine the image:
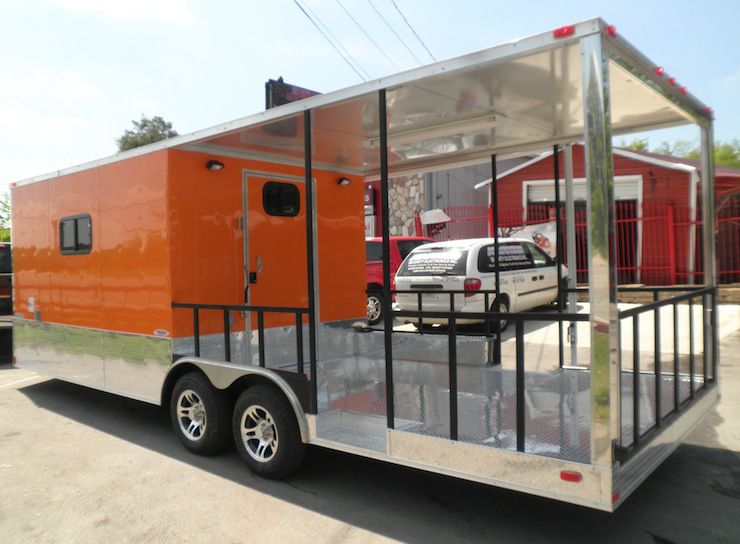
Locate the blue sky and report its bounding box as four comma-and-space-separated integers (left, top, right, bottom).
1, 0, 738, 188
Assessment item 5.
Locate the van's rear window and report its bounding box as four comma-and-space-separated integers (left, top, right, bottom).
397, 248, 468, 276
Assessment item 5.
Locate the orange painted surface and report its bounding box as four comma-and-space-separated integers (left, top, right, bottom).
168, 149, 365, 337
13, 146, 366, 339
12, 152, 172, 335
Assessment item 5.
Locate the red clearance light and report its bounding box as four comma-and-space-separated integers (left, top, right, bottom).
612, 491, 621, 504
704, 106, 714, 116
655, 66, 665, 77
680, 86, 688, 95
553, 25, 575, 38
606, 24, 617, 37
668, 77, 676, 86
560, 470, 582, 483
463, 278, 481, 297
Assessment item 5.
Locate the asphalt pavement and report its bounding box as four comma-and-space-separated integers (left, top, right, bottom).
0, 329, 738, 543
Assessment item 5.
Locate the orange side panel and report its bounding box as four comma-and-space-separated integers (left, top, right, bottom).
12, 152, 172, 336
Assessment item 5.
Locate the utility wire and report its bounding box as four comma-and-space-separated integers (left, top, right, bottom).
293, 0, 369, 81
366, 0, 423, 65
336, 0, 400, 70
299, 0, 372, 80
388, 0, 436, 62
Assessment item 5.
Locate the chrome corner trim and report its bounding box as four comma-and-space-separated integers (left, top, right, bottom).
170, 357, 309, 443
580, 33, 620, 467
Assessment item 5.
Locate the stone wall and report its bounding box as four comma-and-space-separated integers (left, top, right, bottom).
389, 174, 424, 236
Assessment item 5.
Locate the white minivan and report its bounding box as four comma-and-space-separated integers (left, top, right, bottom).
394, 238, 569, 330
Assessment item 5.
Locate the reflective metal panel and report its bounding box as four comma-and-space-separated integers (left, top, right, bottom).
580, 34, 619, 467
14, 319, 171, 404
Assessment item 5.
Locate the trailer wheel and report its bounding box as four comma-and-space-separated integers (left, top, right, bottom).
170, 372, 231, 455
232, 384, 305, 479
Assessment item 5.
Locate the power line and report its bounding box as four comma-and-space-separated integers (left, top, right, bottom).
366, 0, 423, 65
300, 0, 372, 80
336, 0, 400, 70
292, 0, 369, 81
388, 0, 436, 62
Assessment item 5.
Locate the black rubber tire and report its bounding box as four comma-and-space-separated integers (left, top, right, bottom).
367, 292, 383, 325
170, 372, 231, 455
489, 298, 510, 332
232, 384, 305, 479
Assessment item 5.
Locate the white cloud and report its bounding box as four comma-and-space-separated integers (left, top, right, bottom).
56, 0, 196, 24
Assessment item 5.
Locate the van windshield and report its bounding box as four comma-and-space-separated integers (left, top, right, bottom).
397, 248, 468, 276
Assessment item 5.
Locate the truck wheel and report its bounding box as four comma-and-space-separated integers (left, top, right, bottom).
367, 292, 383, 325
170, 372, 231, 455
232, 384, 305, 479
489, 298, 509, 332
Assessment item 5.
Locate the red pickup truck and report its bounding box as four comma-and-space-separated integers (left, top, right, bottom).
365, 236, 433, 324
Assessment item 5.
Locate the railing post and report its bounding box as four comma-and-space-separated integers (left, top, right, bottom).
654, 292, 662, 426
258, 311, 266, 367
673, 303, 680, 411
304, 109, 319, 412
448, 315, 458, 441
223, 309, 231, 363
193, 308, 200, 357
688, 296, 695, 398
516, 319, 525, 453
632, 315, 640, 447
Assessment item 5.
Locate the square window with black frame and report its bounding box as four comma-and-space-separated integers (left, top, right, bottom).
60, 215, 92, 255
263, 182, 300, 217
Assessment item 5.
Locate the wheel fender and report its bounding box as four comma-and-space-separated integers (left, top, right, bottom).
166, 357, 309, 443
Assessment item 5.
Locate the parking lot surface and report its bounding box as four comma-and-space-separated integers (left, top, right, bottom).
0, 325, 738, 543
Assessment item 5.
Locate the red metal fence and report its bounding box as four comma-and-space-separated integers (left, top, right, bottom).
417, 197, 740, 285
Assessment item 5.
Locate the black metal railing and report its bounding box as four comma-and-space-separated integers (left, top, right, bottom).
171, 302, 309, 374
614, 286, 717, 462
391, 288, 589, 450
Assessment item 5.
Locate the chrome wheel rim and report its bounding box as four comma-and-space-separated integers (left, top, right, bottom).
240, 405, 279, 463
177, 389, 207, 441
367, 295, 382, 322
499, 303, 509, 330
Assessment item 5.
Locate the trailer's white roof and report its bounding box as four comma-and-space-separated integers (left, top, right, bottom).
15, 17, 711, 187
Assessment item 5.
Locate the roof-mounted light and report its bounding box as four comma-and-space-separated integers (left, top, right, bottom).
655, 66, 665, 77
606, 24, 617, 37
552, 25, 575, 39
668, 78, 676, 87
680, 86, 688, 95
704, 107, 714, 117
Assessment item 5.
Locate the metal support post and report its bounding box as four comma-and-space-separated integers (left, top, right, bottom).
554, 145, 564, 368
564, 144, 578, 365
700, 125, 718, 380
491, 154, 501, 364
304, 110, 318, 413
581, 33, 619, 467
379, 89, 395, 428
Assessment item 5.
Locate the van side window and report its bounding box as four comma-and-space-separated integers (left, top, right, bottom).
477, 243, 533, 272
263, 182, 300, 217
524, 242, 554, 267
60, 215, 92, 255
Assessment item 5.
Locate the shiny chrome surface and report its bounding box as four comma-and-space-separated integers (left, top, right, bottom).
14, 318, 172, 404
581, 33, 620, 467
613, 385, 719, 509
240, 404, 279, 462
176, 389, 207, 441
387, 429, 612, 510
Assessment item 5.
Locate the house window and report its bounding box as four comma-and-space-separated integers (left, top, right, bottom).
263, 182, 300, 217
60, 215, 92, 254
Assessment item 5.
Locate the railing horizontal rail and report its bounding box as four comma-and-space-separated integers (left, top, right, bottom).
172, 302, 308, 314
394, 309, 589, 322
618, 287, 714, 319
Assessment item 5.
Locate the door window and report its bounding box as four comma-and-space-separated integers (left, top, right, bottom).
524, 242, 554, 268
263, 182, 300, 217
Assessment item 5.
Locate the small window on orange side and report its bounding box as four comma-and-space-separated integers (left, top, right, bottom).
60, 215, 92, 255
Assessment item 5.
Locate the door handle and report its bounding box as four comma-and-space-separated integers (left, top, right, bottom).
531, 276, 538, 281
539, 275, 544, 280
249, 272, 258, 284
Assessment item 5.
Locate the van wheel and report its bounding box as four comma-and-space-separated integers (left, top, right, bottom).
489, 299, 509, 332
170, 372, 231, 455
367, 292, 383, 325
233, 384, 305, 479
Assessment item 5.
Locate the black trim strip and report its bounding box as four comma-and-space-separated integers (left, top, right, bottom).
517, 285, 557, 297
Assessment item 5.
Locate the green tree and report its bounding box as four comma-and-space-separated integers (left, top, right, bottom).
116, 115, 178, 151
0, 192, 10, 242
620, 138, 740, 168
